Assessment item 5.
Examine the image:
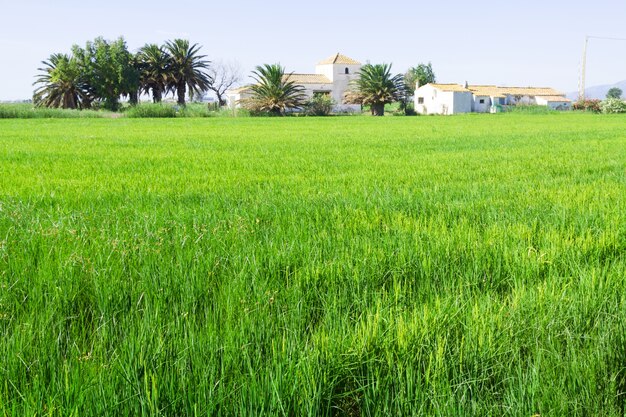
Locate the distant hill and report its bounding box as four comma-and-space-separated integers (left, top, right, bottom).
567, 80, 626, 100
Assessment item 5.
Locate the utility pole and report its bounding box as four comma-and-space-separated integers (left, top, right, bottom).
578, 36, 588, 101
578, 35, 626, 101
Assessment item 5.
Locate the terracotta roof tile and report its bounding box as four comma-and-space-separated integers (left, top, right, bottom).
428, 83, 471, 92
283, 73, 332, 84
317, 53, 361, 65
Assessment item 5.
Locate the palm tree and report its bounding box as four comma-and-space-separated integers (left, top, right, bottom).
137, 44, 169, 103
164, 39, 211, 106
347, 63, 404, 116
33, 53, 91, 109
245, 64, 307, 115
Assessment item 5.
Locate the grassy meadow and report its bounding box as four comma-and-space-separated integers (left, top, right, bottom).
0, 113, 625, 416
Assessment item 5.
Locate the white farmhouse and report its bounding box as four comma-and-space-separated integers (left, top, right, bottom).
226, 53, 362, 112
414, 83, 572, 115
414, 83, 473, 115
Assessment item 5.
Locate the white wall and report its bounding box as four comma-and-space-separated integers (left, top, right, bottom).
472, 95, 491, 113
300, 83, 333, 100
414, 85, 471, 115
452, 92, 472, 114
315, 63, 361, 104
535, 97, 571, 110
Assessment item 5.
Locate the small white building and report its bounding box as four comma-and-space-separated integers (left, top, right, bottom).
534, 95, 572, 110
227, 53, 362, 112
414, 84, 572, 115
414, 83, 473, 115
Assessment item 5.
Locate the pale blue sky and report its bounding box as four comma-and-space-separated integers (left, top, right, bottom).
1, 0, 625, 101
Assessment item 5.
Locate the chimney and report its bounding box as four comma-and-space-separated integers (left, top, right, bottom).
415, 80, 420, 90
464, 81, 468, 88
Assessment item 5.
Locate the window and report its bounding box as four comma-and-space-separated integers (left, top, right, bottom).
345, 67, 349, 74
479, 99, 485, 104
417, 97, 424, 104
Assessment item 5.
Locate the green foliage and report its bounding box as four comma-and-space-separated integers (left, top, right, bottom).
1, 114, 626, 415
124, 103, 216, 118
124, 103, 177, 118
404, 62, 436, 96
243, 64, 307, 115
506, 104, 556, 114
304, 94, 334, 116
346, 63, 404, 116
71, 37, 139, 111
600, 97, 626, 113
32, 53, 91, 109
136, 44, 170, 103
164, 39, 211, 106
606, 87, 623, 99
573, 99, 602, 113
0, 103, 106, 118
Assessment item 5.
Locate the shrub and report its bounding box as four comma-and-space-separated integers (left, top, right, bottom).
304, 95, 334, 116
124, 103, 177, 118
0, 103, 106, 119
600, 98, 626, 114
177, 103, 214, 118
572, 99, 601, 113
507, 105, 554, 114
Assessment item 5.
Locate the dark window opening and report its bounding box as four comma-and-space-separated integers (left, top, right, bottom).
417, 97, 424, 104
345, 67, 349, 74
479, 99, 485, 104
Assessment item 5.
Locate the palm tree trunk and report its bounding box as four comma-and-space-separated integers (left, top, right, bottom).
129, 90, 139, 106
153, 87, 162, 103
177, 81, 186, 106
371, 103, 385, 116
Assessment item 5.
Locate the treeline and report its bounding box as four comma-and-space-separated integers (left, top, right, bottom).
34, 36, 438, 116
33, 37, 231, 111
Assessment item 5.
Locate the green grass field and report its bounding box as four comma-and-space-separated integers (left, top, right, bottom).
1, 113, 625, 416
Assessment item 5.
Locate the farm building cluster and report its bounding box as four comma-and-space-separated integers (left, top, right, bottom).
414, 83, 571, 115
227, 53, 362, 113
227, 53, 572, 114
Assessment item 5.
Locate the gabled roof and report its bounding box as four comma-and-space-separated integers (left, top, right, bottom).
537, 95, 572, 102
317, 53, 361, 65
427, 83, 471, 92
283, 73, 332, 84
468, 85, 565, 97
227, 86, 252, 94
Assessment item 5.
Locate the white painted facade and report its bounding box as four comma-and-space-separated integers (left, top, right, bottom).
535, 96, 572, 110
226, 53, 362, 112
415, 84, 572, 115
414, 84, 473, 115
314, 61, 361, 105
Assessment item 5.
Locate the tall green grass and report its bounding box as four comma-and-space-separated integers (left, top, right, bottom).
0, 114, 625, 416
0, 103, 109, 119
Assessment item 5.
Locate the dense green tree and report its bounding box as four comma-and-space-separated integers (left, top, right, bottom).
606, 87, 623, 99
244, 64, 307, 115
346, 63, 404, 116
137, 44, 170, 103
72, 37, 138, 111
404, 63, 436, 97
164, 39, 211, 106
33, 53, 91, 109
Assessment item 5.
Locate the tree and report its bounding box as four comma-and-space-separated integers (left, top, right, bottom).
137, 44, 170, 103
404, 63, 436, 97
243, 64, 307, 115
164, 39, 211, 106
33, 53, 91, 109
207, 61, 242, 106
345, 63, 404, 116
72, 37, 138, 111
606, 87, 623, 99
